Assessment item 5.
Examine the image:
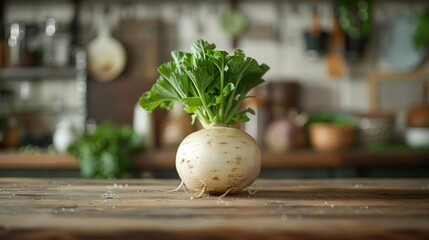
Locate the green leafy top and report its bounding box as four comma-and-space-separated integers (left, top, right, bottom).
139, 39, 269, 128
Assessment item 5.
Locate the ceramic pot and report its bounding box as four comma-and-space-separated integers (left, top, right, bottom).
309, 123, 355, 151
354, 112, 394, 145
405, 127, 429, 148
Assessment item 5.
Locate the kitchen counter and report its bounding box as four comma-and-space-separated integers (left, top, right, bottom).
0, 178, 428, 239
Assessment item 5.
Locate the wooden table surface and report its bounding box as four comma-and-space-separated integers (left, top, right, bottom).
0, 178, 428, 240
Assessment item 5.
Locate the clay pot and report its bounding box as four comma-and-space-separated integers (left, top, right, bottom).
309, 123, 355, 151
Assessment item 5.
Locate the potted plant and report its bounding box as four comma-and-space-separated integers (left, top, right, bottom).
139, 39, 269, 195
306, 112, 357, 152
337, 0, 371, 62
68, 122, 143, 179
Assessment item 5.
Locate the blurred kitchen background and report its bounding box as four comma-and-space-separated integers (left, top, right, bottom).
0, 0, 428, 179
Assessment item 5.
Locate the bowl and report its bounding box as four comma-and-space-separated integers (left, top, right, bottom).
405, 127, 429, 148
309, 123, 356, 151
354, 112, 395, 145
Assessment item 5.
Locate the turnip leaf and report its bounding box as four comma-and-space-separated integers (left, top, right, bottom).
139, 39, 269, 127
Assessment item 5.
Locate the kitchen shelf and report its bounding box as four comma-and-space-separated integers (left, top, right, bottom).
0, 67, 78, 80
134, 149, 429, 170
0, 152, 79, 169
0, 49, 88, 134
1, 148, 428, 171
0, 106, 83, 116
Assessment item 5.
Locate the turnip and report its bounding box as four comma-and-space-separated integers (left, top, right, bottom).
176, 126, 261, 194
139, 39, 269, 195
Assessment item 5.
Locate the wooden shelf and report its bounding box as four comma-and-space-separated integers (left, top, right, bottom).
134, 150, 347, 170
0, 153, 79, 169
0, 67, 77, 80
1, 149, 428, 171
134, 149, 429, 170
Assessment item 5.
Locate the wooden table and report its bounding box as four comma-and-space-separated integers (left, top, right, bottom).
0, 178, 428, 239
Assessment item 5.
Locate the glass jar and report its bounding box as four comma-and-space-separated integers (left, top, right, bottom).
42, 18, 70, 67
7, 23, 39, 67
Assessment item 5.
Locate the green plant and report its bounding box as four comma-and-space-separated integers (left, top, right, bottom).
140, 39, 269, 127
306, 112, 356, 127
414, 9, 429, 51
68, 122, 143, 179
338, 0, 371, 39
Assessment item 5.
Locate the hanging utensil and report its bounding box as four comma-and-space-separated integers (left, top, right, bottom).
304, 5, 329, 60
310, 6, 321, 37
87, 5, 126, 82
326, 13, 346, 79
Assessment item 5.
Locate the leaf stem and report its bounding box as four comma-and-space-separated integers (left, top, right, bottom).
196, 87, 215, 123
224, 73, 244, 120
195, 109, 209, 128
219, 59, 225, 122
224, 94, 246, 124
183, 68, 216, 123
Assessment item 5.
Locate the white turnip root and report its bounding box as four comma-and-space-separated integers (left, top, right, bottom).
176, 125, 261, 195
139, 40, 269, 196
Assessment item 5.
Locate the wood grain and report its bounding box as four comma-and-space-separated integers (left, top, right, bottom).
0, 178, 428, 239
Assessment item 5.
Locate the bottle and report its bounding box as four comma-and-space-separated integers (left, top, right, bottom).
8, 23, 25, 67
133, 102, 155, 150
2, 117, 21, 149
53, 119, 76, 153
0, 19, 7, 67
42, 17, 69, 67
42, 18, 56, 67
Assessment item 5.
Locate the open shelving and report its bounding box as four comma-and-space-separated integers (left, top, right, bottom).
0, 67, 78, 81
